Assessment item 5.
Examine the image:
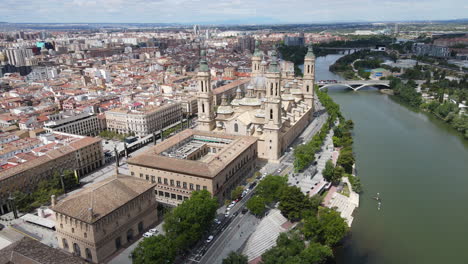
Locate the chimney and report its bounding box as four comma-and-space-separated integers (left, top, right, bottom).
51, 195, 56, 206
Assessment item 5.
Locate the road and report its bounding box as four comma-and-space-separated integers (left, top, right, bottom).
189, 98, 329, 264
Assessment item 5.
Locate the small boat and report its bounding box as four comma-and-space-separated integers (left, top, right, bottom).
377, 202, 381, 211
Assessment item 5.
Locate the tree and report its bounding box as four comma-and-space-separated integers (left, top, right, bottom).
222, 251, 248, 264
132, 235, 176, 264
231, 186, 244, 200
246, 195, 266, 216
279, 186, 308, 221
322, 160, 335, 182
316, 208, 349, 246
261, 233, 305, 264
337, 147, 355, 174
332, 166, 345, 183
163, 190, 218, 250
299, 243, 333, 264
255, 175, 288, 203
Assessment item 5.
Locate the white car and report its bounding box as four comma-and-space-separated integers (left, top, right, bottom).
206, 235, 214, 243
149, 228, 158, 234
214, 219, 221, 225
143, 232, 154, 238
225, 212, 230, 218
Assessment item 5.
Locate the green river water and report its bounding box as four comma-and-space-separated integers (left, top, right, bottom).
314, 55, 468, 264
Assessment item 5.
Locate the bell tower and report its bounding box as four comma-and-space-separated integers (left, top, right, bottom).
263, 50, 282, 161
251, 40, 262, 77
302, 45, 315, 111
196, 50, 215, 131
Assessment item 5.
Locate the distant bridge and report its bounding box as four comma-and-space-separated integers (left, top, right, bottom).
318, 80, 425, 91
318, 80, 390, 91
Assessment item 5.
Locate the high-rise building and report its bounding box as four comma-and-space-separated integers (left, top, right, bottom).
4, 47, 34, 67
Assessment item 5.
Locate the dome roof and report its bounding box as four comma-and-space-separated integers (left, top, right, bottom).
239, 97, 262, 106
217, 105, 234, 114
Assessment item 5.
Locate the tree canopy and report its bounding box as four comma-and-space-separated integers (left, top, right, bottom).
132, 235, 176, 264
222, 251, 248, 264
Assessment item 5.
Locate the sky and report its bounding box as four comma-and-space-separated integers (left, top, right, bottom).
1, 0, 467, 24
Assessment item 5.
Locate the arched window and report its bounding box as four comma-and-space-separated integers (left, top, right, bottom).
127, 229, 134, 242
138, 222, 144, 233
202, 103, 205, 113
234, 123, 239, 133
115, 237, 122, 249
270, 109, 273, 120
85, 248, 92, 260
201, 81, 204, 92
307, 65, 310, 74
306, 85, 310, 92
62, 238, 69, 249
73, 243, 81, 256
270, 84, 273, 96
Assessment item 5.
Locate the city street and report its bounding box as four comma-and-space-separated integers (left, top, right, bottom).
187, 99, 329, 264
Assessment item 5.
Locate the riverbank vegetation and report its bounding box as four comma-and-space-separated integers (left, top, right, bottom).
132, 190, 218, 264
389, 74, 468, 139
245, 175, 348, 264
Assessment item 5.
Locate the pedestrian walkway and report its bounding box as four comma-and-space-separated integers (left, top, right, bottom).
325, 177, 359, 227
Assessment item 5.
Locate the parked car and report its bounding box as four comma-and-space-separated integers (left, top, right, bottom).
225, 212, 230, 218
149, 228, 158, 234
143, 232, 154, 238
206, 235, 214, 243
241, 208, 248, 214
214, 218, 221, 225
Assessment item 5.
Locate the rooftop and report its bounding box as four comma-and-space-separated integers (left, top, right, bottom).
128, 129, 257, 178
52, 175, 155, 224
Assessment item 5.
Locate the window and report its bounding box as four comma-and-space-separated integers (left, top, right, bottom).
115, 237, 122, 250
196, 185, 200, 191
127, 229, 134, 242
85, 248, 92, 260
306, 85, 310, 92
170, 180, 174, 186
151, 176, 155, 183
183, 182, 187, 189
131, 171, 134, 176
203, 186, 207, 190
84, 232, 87, 238
189, 183, 194, 190
270, 109, 273, 120
139, 173, 143, 178
71, 228, 75, 233
145, 175, 149, 181
158, 191, 164, 196
62, 238, 69, 249
177, 195, 182, 200
158, 177, 162, 183
165, 192, 170, 197
138, 222, 144, 233
164, 178, 168, 185
202, 103, 205, 113
73, 243, 81, 256
176, 181, 181, 187
171, 193, 176, 199
234, 123, 239, 133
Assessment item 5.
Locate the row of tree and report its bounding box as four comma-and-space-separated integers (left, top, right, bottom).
14, 170, 79, 213
132, 190, 218, 264
243, 174, 349, 264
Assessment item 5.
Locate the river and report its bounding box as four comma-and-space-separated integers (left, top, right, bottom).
313, 55, 468, 264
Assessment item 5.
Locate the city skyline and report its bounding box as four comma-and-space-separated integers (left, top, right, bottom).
1, 0, 467, 24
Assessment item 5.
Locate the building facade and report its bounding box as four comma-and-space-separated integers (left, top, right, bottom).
44, 112, 103, 136
52, 175, 157, 263
127, 129, 257, 206
105, 103, 182, 137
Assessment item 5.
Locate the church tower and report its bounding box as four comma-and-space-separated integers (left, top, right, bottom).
302, 45, 315, 111
263, 50, 282, 161
251, 40, 262, 77
196, 50, 215, 131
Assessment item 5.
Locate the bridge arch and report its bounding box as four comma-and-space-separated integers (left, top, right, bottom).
318, 81, 390, 91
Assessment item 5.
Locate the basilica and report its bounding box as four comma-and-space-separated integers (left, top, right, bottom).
196, 42, 316, 162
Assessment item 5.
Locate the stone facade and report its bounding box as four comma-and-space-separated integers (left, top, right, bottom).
128, 129, 257, 206
52, 175, 157, 263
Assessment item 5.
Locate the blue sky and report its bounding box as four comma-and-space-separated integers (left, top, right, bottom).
1, 0, 466, 24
